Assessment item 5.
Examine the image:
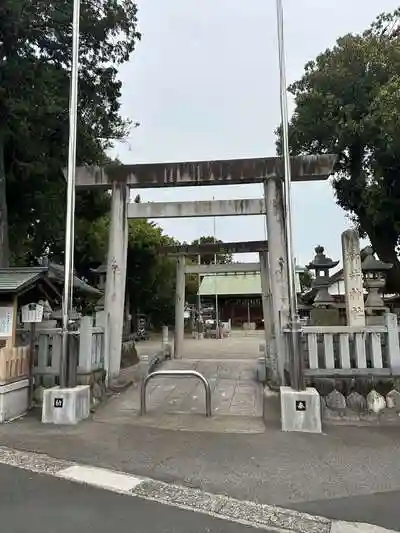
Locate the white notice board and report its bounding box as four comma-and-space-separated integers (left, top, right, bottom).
0, 307, 14, 338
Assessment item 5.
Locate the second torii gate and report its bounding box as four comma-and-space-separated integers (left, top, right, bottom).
157, 239, 271, 361
75, 154, 335, 383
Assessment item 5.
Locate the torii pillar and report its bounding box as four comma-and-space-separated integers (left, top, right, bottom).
265, 177, 289, 383
75, 154, 335, 384
104, 180, 129, 380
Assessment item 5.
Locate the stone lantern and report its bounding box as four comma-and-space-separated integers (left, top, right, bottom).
91, 260, 107, 291
361, 247, 392, 313
308, 246, 339, 307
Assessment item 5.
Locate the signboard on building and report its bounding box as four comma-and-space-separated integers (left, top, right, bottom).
0, 306, 14, 338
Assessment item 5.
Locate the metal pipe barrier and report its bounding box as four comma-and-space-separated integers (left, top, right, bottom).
140, 370, 212, 417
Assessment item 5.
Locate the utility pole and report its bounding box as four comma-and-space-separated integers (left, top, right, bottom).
213, 198, 219, 338
275, 0, 304, 390
60, 0, 81, 388
197, 254, 201, 335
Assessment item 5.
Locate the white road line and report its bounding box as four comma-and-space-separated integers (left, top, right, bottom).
331, 521, 398, 533
57, 465, 145, 493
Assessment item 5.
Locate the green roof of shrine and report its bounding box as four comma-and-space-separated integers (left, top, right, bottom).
198, 267, 305, 297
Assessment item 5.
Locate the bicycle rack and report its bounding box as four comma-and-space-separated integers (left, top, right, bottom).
140, 370, 212, 417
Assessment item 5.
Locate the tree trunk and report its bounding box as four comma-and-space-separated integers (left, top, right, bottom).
368, 232, 400, 294
0, 137, 9, 268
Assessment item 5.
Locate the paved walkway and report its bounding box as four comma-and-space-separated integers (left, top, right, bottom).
181, 335, 263, 359
95, 359, 265, 433
135, 333, 263, 360
122, 332, 266, 432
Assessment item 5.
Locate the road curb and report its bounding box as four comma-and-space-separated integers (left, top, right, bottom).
0, 445, 395, 533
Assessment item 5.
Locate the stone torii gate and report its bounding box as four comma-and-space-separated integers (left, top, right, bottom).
75, 154, 335, 382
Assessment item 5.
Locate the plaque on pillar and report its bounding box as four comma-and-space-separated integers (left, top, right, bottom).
341, 230, 365, 326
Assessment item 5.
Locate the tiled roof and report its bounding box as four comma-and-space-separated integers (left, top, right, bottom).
0, 265, 101, 296
0, 268, 46, 293
48, 264, 101, 295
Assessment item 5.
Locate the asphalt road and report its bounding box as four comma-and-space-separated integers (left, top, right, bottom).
291, 491, 400, 532
0, 463, 270, 533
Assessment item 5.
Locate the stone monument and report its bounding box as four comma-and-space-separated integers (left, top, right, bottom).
341, 229, 365, 326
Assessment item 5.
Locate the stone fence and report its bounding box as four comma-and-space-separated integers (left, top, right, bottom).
278, 313, 400, 421
289, 313, 400, 378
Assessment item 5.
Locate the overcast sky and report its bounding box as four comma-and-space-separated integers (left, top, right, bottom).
109, 0, 399, 266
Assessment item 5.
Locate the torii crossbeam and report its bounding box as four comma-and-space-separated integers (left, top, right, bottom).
75, 154, 335, 189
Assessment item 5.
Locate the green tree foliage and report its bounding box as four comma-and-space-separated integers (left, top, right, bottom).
0, 0, 140, 266
299, 269, 313, 292
278, 8, 400, 291
189, 236, 233, 265
125, 220, 177, 326
87, 216, 178, 326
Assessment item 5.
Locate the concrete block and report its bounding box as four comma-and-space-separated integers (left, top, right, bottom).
0, 379, 30, 423
280, 386, 322, 434
42, 385, 90, 425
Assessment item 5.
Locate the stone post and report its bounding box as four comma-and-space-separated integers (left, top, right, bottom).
259, 250, 278, 383
341, 229, 365, 326
161, 325, 169, 347
78, 316, 93, 374
174, 255, 185, 359
264, 177, 289, 384
104, 181, 129, 380
386, 313, 400, 371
